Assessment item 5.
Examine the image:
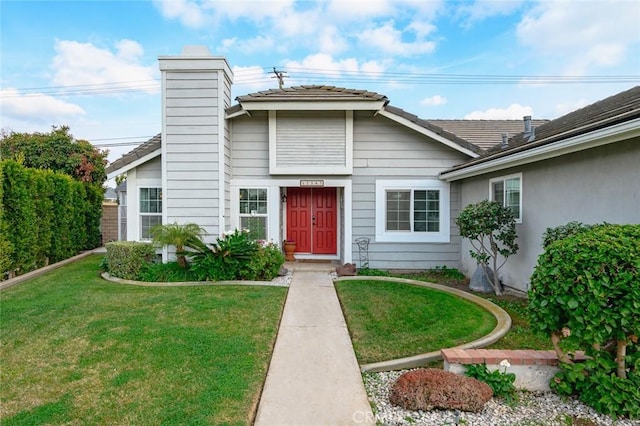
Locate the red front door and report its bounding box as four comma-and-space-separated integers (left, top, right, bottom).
286, 187, 337, 254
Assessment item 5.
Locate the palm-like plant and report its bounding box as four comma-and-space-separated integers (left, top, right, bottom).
149, 222, 206, 268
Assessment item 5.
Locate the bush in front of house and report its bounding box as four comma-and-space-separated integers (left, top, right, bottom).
528, 223, 640, 419
189, 230, 284, 282
540, 221, 594, 248
104, 241, 156, 280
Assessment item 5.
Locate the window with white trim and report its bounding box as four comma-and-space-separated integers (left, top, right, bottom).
140, 187, 162, 240
239, 188, 268, 240
375, 180, 450, 243
490, 173, 522, 222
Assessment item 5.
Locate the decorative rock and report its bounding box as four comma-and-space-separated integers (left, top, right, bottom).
278, 267, 288, 276
389, 368, 493, 413
335, 263, 357, 276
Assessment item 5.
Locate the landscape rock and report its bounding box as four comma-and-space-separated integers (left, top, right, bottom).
335, 263, 357, 276
389, 368, 493, 412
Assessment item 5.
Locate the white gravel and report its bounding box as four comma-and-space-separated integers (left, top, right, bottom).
364, 370, 639, 426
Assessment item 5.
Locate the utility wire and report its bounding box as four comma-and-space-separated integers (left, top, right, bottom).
2, 68, 638, 98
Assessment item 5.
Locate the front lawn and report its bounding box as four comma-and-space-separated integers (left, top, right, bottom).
335, 279, 497, 363
0, 255, 287, 425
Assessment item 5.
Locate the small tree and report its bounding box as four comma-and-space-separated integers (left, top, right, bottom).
150, 222, 205, 268
456, 200, 519, 295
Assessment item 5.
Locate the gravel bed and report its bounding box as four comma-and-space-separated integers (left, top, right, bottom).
364, 370, 639, 426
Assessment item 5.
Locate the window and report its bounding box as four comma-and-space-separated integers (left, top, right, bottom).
140, 187, 162, 240
376, 180, 450, 243
490, 173, 522, 222
239, 188, 268, 240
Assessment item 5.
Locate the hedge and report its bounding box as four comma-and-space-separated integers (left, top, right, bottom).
0, 160, 102, 279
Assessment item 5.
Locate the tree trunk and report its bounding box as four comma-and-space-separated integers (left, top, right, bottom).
551, 331, 573, 364
616, 339, 627, 379
491, 255, 502, 296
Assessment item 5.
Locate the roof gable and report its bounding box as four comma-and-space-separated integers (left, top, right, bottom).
105, 134, 161, 179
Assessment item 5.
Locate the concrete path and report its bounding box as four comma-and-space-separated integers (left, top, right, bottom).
254, 263, 374, 425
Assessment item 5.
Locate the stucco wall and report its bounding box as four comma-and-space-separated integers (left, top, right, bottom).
458, 137, 640, 293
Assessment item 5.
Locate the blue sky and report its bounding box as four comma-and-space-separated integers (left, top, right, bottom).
2, 0, 639, 165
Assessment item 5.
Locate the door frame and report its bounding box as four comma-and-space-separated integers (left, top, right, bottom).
230, 178, 352, 263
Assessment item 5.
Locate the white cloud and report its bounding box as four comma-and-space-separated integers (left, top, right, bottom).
516, 0, 640, 74
285, 54, 386, 79
456, 0, 525, 26
464, 103, 533, 120
421, 95, 447, 106
1, 88, 85, 124
554, 98, 589, 116
358, 21, 436, 56
51, 40, 158, 93
221, 35, 275, 54
232, 65, 273, 93
152, 0, 206, 28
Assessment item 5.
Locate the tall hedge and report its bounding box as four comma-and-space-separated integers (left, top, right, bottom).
0, 160, 99, 278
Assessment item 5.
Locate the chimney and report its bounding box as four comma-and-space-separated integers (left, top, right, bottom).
501, 133, 509, 148
158, 46, 234, 243
523, 115, 535, 142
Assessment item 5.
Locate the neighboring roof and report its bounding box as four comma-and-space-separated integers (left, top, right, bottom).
429, 119, 549, 151
105, 133, 161, 177
441, 85, 640, 180
104, 187, 117, 200
381, 105, 482, 157
115, 180, 127, 193
236, 85, 388, 103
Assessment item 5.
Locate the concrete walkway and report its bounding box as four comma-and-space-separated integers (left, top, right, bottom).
254, 263, 374, 425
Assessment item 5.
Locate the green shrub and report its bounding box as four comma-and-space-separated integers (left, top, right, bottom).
541, 221, 594, 248
105, 241, 156, 280
529, 224, 640, 419
242, 242, 285, 281
189, 230, 284, 281
465, 362, 518, 405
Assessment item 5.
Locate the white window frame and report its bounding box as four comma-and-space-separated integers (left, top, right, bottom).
375, 179, 450, 243
139, 187, 162, 240
489, 173, 523, 223
238, 187, 269, 240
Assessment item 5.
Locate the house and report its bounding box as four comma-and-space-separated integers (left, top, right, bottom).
105, 45, 639, 293
440, 85, 640, 292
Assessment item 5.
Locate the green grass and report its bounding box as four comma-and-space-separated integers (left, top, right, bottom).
0, 255, 287, 425
394, 270, 552, 351
335, 279, 497, 363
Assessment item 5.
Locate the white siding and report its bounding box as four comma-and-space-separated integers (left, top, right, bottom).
352, 112, 470, 270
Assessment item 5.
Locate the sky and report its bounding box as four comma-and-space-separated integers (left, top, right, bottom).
1, 0, 639, 167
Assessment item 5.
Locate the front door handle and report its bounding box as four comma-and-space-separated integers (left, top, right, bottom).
312, 215, 316, 225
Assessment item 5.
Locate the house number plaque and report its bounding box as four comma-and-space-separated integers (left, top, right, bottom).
300, 179, 324, 187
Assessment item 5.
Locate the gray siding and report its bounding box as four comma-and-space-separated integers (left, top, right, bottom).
231, 112, 270, 178
459, 137, 640, 292
162, 67, 231, 238
352, 112, 470, 270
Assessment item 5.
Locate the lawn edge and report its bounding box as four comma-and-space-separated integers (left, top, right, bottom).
334, 276, 512, 373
